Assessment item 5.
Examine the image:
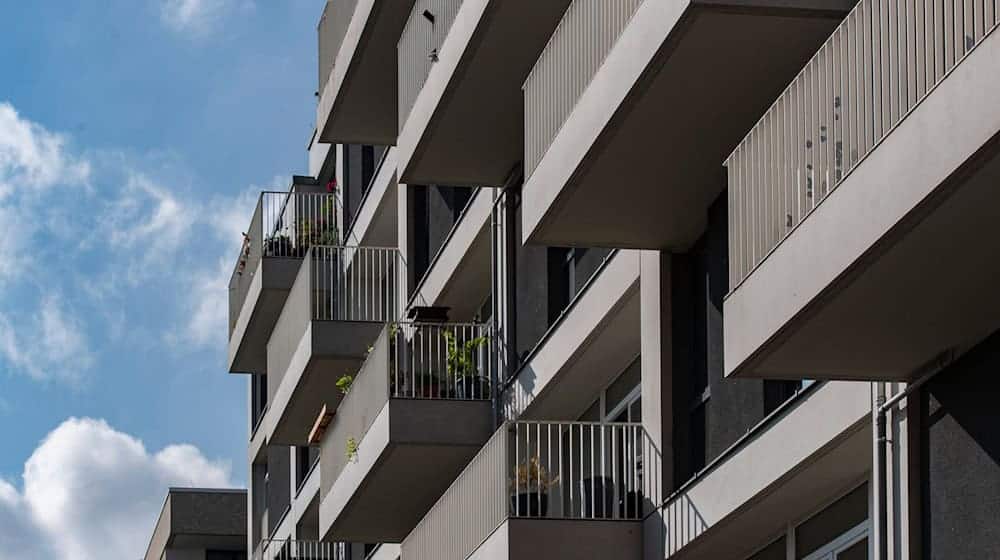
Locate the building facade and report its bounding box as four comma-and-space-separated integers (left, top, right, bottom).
144, 488, 247, 560
227, 1, 1000, 559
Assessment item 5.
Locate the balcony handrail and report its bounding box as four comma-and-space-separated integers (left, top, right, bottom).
386, 321, 494, 400
397, 0, 465, 130
254, 538, 347, 560
318, 0, 362, 97
523, 0, 645, 179
726, 0, 1000, 292
403, 420, 659, 560
306, 245, 402, 324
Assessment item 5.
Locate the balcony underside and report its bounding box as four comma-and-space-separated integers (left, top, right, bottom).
269, 321, 382, 445
228, 258, 301, 374
659, 381, 871, 559
725, 27, 1000, 381
318, 0, 415, 145
522, 1, 851, 249
468, 518, 641, 560
397, 0, 572, 187
320, 399, 493, 542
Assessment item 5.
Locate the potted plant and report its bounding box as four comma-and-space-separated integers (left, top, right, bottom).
445, 330, 489, 399
335, 373, 353, 395
417, 373, 444, 398
263, 233, 293, 257
345, 437, 359, 463
510, 455, 558, 517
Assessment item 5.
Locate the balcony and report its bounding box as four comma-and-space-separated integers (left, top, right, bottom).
266, 246, 402, 445
504, 249, 641, 420
317, 0, 416, 144
654, 382, 870, 558
319, 322, 494, 542
520, 0, 852, 249
229, 189, 340, 374
724, 1, 1000, 381
253, 539, 347, 560
396, 0, 573, 187
409, 187, 493, 319
402, 421, 653, 560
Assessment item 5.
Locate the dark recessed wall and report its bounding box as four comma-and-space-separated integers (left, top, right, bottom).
921, 329, 1000, 558
671, 195, 775, 488
407, 184, 474, 298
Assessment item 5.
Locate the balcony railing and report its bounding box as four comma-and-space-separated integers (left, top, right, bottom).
403, 420, 658, 560
523, 0, 644, 178
253, 539, 347, 560
726, 0, 1000, 290
397, 0, 465, 130
318, 0, 361, 97
320, 321, 494, 499
309, 246, 401, 323
228, 191, 340, 334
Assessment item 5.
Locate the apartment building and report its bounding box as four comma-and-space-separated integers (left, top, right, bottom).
144, 488, 247, 560
227, 1, 1000, 559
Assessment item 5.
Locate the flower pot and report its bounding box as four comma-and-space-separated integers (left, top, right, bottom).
619, 490, 642, 518
454, 376, 490, 399
581, 476, 615, 519
418, 378, 443, 398
510, 492, 548, 517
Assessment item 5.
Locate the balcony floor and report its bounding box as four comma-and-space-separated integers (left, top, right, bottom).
320, 398, 493, 542
229, 258, 302, 374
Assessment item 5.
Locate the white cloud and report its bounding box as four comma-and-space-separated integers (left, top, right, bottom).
184, 255, 232, 346
0, 417, 236, 560
160, 0, 254, 36
0, 102, 90, 199
0, 296, 95, 382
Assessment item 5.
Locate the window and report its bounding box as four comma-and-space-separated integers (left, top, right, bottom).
742, 483, 870, 560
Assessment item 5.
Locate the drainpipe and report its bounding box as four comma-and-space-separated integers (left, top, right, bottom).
873, 350, 952, 560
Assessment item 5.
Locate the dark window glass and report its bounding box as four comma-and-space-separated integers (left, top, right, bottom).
795, 483, 869, 558
747, 536, 786, 560
764, 380, 802, 415
690, 402, 707, 474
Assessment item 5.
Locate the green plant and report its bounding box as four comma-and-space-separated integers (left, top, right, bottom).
444, 330, 487, 379
345, 437, 359, 462
336, 373, 353, 395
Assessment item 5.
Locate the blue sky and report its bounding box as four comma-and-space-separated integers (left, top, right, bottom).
0, 1, 324, 557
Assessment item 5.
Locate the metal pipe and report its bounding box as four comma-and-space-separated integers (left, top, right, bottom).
873, 350, 952, 560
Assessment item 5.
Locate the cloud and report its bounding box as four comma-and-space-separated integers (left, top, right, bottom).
0, 296, 95, 382
0, 417, 236, 560
184, 255, 232, 346
0, 102, 90, 199
160, 0, 254, 36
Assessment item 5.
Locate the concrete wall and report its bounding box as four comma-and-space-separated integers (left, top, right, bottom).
920, 329, 1000, 558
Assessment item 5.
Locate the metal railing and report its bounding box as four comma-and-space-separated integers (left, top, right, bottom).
398, 0, 465, 130
253, 539, 347, 560
309, 246, 401, 323
523, 0, 644, 178
389, 321, 494, 399
403, 420, 658, 560
319, 321, 493, 501
318, 0, 361, 97
229, 191, 340, 333
726, 0, 1000, 290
